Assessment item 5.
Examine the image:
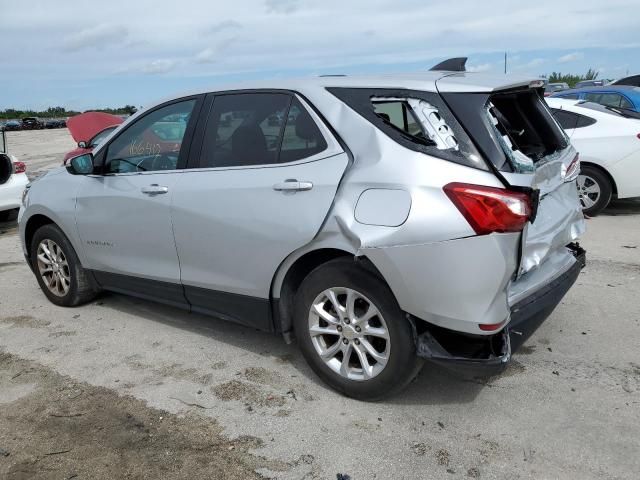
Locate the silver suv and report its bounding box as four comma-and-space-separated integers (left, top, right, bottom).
19, 72, 586, 399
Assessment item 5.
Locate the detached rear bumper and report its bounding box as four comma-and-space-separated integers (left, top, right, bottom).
415, 244, 585, 376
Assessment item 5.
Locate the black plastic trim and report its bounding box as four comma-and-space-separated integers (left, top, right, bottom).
415, 246, 586, 376
185, 285, 272, 331
91, 270, 189, 309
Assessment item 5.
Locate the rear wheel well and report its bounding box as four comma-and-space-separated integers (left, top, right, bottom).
275, 249, 387, 338
24, 214, 55, 259
581, 162, 617, 196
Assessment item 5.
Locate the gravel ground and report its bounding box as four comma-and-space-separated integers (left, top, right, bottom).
0, 129, 639, 479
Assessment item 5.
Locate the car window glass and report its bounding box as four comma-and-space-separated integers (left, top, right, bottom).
584, 93, 603, 104
372, 101, 424, 138
279, 98, 328, 163
619, 96, 634, 109
200, 93, 291, 168
90, 127, 116, 147
559, 93, 580, 100
105, 100, 195, 173
598, 93, 625, 108
551, 109, 579, 130
574, 113, 597, 128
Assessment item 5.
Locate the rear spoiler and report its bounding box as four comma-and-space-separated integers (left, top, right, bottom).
430, 57, 467, 72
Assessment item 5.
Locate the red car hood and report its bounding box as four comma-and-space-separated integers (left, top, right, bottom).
66, 112, 123, 143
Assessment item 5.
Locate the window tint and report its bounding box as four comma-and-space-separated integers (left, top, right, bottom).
279, 98, 328, 163
575, 113, 597, 128
551, 109, 579, 130
619, 96, 634, 109
558, 93, 580, 100
551, 109, 597, 130
200, 94, 327, 167
90, 127, 116, 147
373, 101, 424, 139
200, 93, 290, 168
105, 100, 195, 173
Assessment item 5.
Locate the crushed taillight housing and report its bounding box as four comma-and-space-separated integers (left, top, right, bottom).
443, 182, 532, 235
13, 162, 26, 174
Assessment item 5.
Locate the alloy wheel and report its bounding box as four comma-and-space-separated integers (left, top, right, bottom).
36, 239, 71, 297
308, 287, 390, 381
577, 174, 601, 210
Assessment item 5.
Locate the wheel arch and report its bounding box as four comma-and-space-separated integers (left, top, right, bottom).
581, 161, 617, 196
271, 246, 389, 339
23, 213, 56, 259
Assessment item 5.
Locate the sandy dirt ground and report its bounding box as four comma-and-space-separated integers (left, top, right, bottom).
0, 129, 639, 479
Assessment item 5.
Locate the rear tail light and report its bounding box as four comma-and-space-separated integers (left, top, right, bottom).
443, 182, 532, 235
13, 162, 26, 174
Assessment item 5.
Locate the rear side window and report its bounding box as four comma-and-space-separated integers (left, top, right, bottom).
558, 93, 580, 100
551, 109, 597, 130
199, 94, 327, 168
280, 98, 327, 163
328, 87, 487, 170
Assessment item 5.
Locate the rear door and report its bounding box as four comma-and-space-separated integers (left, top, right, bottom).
171, 91, 348, 329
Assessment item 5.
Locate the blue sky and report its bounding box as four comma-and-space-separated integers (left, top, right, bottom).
3, 0, 639, 111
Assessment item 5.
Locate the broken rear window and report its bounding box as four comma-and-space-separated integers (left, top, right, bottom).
487, 90, 568, 171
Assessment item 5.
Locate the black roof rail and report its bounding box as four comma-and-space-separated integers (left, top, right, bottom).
429, 57, 467, 72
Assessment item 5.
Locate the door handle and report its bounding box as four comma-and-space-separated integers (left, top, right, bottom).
272, 180, 313, 192
141, 184, 169, 195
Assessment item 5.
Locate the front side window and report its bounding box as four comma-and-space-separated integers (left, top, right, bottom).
90, 126, 117, 147
199, 93, 327, 168
105, 100, 196, 173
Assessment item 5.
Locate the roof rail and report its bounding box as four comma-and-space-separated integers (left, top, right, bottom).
429, 57, 467, 72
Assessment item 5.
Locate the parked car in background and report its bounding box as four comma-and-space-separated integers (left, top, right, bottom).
20, 72, 585, 399
551, 85, 640, 113
63, 112, 123, 163
544, 82, 570, 96
3, 120, 22, 131
547, 97, 640, 215
612, 74, 640, 87
21, 117, 44, 130
44, 119, 66, 129
0, 130, 28, 221
574, 80, 605, 89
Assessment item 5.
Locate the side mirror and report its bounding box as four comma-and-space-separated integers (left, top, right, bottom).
78, 141, 88, 149
67, 153, 94, 175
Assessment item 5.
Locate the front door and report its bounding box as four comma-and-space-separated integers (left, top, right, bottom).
75, 98, 200, 304
171, 92, 349, 328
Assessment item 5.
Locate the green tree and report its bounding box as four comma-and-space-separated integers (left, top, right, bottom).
547, 68, 599, 87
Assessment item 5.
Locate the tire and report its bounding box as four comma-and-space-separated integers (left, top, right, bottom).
293, 258, 423, 400
578, 165, 612, 217
30, 224, 98, 307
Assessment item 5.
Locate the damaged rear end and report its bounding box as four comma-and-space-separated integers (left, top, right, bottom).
414, 75, 586, 374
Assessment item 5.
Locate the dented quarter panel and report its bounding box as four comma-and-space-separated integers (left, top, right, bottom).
362, 233, 520, 335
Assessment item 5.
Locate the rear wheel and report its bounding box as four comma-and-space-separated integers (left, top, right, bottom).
293, 258, 423, 400
578, 165, 612, 216
30, 224, 98, 307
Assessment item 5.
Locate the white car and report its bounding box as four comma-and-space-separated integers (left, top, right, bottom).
0, 130, 29, 221
546, 97, 640, 215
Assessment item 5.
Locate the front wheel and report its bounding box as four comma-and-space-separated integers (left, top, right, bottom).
578, 166, 612, 216
30, 224, 98, 307
294, 258, 423, 400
